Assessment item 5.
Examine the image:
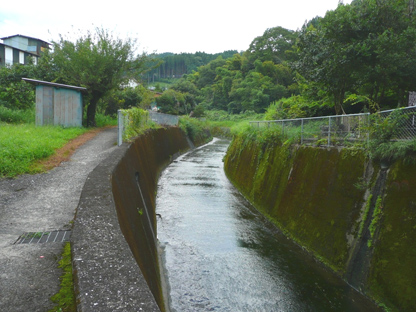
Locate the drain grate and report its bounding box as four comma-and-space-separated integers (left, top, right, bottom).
15, 230, 71, 244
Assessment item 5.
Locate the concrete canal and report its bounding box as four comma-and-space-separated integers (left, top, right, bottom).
156, 138, 381, 312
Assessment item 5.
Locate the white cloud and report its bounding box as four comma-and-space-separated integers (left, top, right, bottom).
0, 0, 352, 54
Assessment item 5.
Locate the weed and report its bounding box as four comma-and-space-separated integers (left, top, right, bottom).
49, 242, 76, 312
368, 196, 383, 248
358, 194, 373, 238
354, 177, 370, 191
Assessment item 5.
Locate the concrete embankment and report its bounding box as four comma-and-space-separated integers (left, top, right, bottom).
72, 127, 208, 311
223, 136, 416, 312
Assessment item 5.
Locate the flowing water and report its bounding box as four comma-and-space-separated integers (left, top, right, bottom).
156, 138, 381, 312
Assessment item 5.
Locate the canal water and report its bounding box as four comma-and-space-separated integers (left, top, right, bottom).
156, 138, 380, 312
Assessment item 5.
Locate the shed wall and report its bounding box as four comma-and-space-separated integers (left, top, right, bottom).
35, 86, 83, 127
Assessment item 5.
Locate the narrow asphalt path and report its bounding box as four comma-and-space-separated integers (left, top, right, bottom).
0, 127, 118, 312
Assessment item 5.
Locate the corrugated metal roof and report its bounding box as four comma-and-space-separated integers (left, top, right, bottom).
22, 78, 87, 91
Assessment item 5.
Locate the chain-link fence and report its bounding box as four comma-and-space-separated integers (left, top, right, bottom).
250, 106, 416, 146
377, 106, 416, 140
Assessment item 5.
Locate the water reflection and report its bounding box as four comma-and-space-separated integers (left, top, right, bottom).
156, 138, 381, 312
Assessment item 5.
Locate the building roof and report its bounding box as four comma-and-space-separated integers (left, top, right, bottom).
1, 34, 51, 45
22, 78, 87, 92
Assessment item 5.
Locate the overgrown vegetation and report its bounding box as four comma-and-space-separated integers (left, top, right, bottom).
0, 106, 35, 124
120, 107, 158, 141
368, 110, 416, 164
49, 242, 76, 312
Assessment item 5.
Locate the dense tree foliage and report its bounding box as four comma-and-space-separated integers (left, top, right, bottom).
100, 85, 154, 116
295, 0, 416, 114
0, 63, 35, 110
154, 0, 416, 117
155, 27, 298, 115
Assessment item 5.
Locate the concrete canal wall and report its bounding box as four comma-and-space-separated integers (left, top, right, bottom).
223, 136, 416, 312
72, 127, 209, 311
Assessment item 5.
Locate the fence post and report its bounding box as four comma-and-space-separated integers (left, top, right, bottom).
328, 116, 331, 146
301, 119, 304, 144
117, 110, 123, 146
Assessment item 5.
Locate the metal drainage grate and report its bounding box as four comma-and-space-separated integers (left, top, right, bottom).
15, 230, 71, 244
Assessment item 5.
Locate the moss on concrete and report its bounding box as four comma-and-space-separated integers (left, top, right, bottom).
224, 134, 416, 311
368, 160, 416, 312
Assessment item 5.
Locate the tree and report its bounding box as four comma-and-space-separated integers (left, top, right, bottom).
156, 89, 185, 115
50, 28, 149, 126
0, 63, 36, 110
246, 26, 298, 64
295, 0, 416, 114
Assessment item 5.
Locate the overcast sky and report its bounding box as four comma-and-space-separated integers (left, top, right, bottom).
0, 0, 352, 54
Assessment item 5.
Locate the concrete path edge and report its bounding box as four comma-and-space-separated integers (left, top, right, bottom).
71, 142, 160, 312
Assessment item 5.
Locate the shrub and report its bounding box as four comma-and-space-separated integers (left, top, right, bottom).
0, 106, 35, 124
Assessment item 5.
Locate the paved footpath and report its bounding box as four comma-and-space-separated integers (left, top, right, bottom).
0, 127, 118, 312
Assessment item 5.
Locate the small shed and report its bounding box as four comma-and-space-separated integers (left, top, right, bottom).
22, 78, 86, 127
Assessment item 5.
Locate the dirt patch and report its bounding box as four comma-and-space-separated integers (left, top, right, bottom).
34, 127, 114, 172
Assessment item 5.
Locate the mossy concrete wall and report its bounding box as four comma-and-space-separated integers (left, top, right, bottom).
224, 136, 416, 312
112, 127, 192, 311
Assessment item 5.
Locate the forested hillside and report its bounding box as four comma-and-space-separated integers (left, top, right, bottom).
154, 0, 416, 118
143, 51, 238, 82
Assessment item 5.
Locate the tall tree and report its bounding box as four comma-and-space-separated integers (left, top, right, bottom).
51, 28, 148, 126
246, 26, 298, 64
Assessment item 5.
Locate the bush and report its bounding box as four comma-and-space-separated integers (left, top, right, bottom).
179, 116, 211, 144
264, 96, 315, 120
0, 64, 36, 110
120, 107, 156, 141
95, 113, 117, 127
0, 106, 35, 124
368, 110, 416, 163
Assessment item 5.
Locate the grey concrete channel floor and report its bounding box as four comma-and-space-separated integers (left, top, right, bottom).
0, 127, 118, 312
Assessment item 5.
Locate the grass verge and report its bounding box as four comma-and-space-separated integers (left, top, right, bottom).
0, 124, 87, 177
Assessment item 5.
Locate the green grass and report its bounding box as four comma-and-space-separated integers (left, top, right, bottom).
49, 242, 76, 312
95, 113, 118, 127
0, 123, 86, 177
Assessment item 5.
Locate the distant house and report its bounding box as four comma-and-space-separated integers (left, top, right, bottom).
0, 34, 50, 67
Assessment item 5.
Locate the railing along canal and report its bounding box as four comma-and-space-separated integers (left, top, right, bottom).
250, 106, 416, 146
